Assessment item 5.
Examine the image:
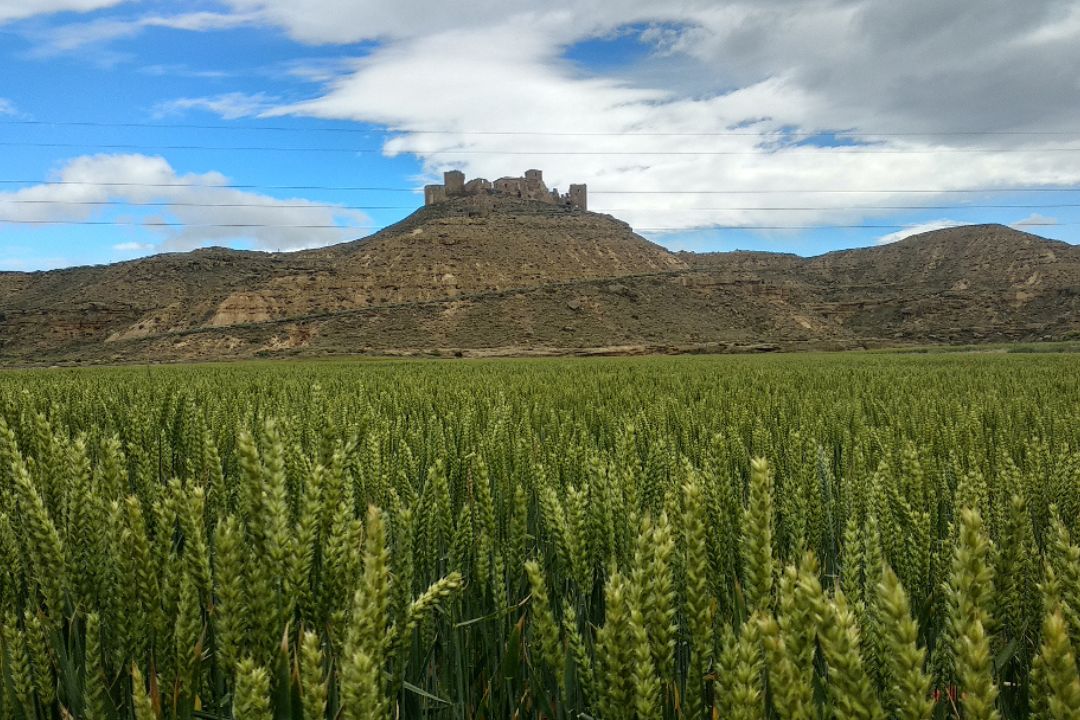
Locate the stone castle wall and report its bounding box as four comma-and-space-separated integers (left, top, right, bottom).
424, 169, 587, 211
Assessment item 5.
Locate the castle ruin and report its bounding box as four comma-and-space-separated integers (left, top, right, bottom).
424, 169, 587, 211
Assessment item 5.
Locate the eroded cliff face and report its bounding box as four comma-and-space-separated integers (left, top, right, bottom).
106, 304, 191, 342
155, 197, 690, 332
209, 293, 282, 327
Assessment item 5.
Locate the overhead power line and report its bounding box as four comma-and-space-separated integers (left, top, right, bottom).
4, 140, 1080, 155
636, 223, 1064, 231
592, 188, 1080, 195
2, 118, 1079, 138
1, 179, 1080, 194
0, 180, 419, 191
2, 199, 1080, 212
0, 218, 1066, 231
0, 200, 414, 210
615, 204, 1079, 211
0, 219, 379, 229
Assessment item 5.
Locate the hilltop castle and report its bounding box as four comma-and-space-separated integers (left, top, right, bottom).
424, 169, 587, 211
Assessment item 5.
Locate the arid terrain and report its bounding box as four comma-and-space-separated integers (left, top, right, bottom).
1, 196, 1077, 364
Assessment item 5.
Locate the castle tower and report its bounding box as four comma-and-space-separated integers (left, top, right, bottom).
524, 169, 552, 203
424, 184, 446, 205
569, 184, 587, 211
444, 170, 466, 196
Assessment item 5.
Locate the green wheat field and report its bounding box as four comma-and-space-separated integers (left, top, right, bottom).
0, 353, 1078, 719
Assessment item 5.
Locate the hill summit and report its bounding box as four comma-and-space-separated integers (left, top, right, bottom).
0, 186, 1077, 364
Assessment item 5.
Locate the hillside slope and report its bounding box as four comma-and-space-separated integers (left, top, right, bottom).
1, 213, 1077, 364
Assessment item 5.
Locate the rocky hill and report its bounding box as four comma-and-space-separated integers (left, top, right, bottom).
1, 197, 1077, 364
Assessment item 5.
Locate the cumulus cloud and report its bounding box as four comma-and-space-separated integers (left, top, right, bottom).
0, 154, 371, 252
226, 0, 1080, 132
253, 21, 1080, 233
877, 220, 965, 245
219, 0, 1080, 235
0, 98, 16, 115
16, 0, 1080, 238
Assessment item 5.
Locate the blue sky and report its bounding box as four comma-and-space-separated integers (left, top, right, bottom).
2, 0, 1080, 270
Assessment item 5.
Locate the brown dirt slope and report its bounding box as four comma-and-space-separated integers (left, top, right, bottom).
800, 225, 1080, 342
0, 215, 1076, 364
0, 196, 681, 359
239, 194, 687, 322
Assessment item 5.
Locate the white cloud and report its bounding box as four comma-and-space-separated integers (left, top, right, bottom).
24, 11, 260, 58
154, 92, 280, 120
0, 98, 15, 115
281, 57, 360, 84
1015, 4, 1080, 45
218, 0, 664, 45
256, 12, 1080, 236
874, 213, 1060, 245
112, 241, 155, 251
139, 64, 233, 79
187, 0, 1076, 238
0, 154, 371, 252
140, 11, 260, 32
0, 0, 127, 25
1011, 212, 1058, 229
22, 17, 141, 57
877, 220, 965, 245
14, 0, 1080, 240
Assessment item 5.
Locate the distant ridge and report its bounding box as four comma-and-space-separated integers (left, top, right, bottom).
1, 206, 1077, 363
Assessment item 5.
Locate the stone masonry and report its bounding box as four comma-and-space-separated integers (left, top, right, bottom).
424, 169, 587, 210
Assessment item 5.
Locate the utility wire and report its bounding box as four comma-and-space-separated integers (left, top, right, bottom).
603, 204, 1080, 211
0, 219, 379, 229
0, 200, 413, 210
592, 189, 1080, 194
0, 180, 417, 191
636, 223, 1064, 232
1, 179, 1080, 194
0, 180, 419, 191
4, 141, 1080, 155
0, 218, 1067, 231
2, 199, 1080, 212
2, 118, 1079, 138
